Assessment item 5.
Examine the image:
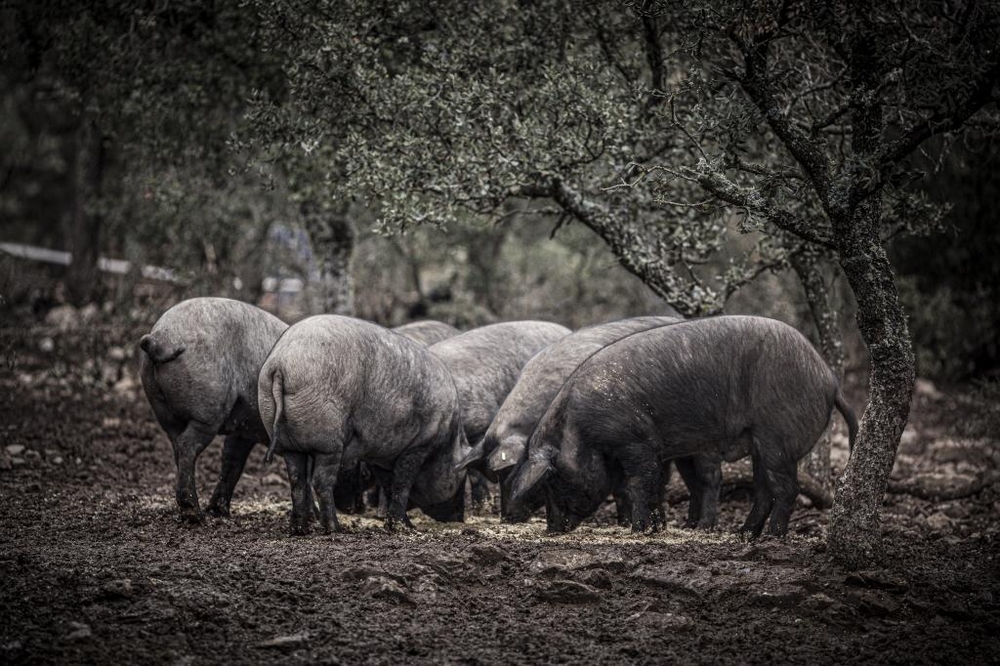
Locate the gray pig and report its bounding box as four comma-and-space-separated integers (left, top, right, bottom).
393, 320, 461, 346
139, 297, 288, 522
508, 316, 858, 537
258, 315, 470, 535
461, 316, 723, 527
334, 320, 462, 513
430, 321, 570, 507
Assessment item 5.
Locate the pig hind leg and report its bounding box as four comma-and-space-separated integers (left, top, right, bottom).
172, 421, 218, 523
206, 435, 256, 518
284, 451, 314, 536
312, 449, 346, 534
740, 449, 774, 538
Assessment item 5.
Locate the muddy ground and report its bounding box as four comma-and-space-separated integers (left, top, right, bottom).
1, 324, 999, 664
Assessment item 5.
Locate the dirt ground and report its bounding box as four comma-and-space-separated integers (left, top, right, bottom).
1, 324, 999, 665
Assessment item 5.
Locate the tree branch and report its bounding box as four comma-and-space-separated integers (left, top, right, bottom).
737, 38, 834, 201
876, 61, 1000, 174
696, 170, 837, 250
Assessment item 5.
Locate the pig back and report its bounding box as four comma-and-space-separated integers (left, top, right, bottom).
554, 316, 837, 457
260, 315, 460, 451
430, 320, 570, 440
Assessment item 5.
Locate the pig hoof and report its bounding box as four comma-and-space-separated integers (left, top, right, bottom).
206, 504, 231, 518
385, 516, 414, 532
180, 509, 204, 524
290, 523, 311, 537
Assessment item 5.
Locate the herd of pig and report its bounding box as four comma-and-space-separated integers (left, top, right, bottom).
138, 297, 857, 538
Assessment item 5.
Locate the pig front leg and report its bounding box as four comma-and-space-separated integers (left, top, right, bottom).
469, 470, 492, 511
385, 446, 430, 531
675, 456, 722, 530
624, 468, 665, 533
312, 450, 345, 534
206, 435, 256, 518
763, 460, 799, 537
284, 452, 313, 536
171, 423, 217, 523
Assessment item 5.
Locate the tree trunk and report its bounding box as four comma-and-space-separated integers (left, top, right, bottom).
464, 226, 508, 316
827, 204, 915, 567
827, 13, 916, 567
791, 249, 844, 491
65, 119, 106, 306
300, 200, 355, 316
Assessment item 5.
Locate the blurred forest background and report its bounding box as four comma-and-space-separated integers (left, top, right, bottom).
0, 0, 997, 385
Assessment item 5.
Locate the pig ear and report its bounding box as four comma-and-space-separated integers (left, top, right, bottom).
509, 446, 554, 505
455, 438, 486, 473
486, 435, 527, 474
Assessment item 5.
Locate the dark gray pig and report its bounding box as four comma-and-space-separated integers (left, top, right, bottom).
393, 320, 461, 346
458, 315, 718, 525
258, 315, 470, 535
508, 316, 857, 537
139, 297, 288, 522
430, 320, 570, 506
333, 320, 462, 514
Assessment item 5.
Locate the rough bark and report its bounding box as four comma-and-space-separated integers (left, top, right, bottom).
791, 250, 844, 492
828, 214, 915, 566
300, 200, 355, 316
65, 119, 106, 306
827, 23, 916, 567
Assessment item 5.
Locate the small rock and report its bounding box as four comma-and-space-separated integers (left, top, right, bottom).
468, 543, 507, 565
102, 417, 121, 429
656, 612, 693, 630
45, 305, 80, 331
108, 346, 127, 361
578, 569, 613, 589
261, 473, 287, 487
79, 303, 100, 322
114, 375, 138, 394
844, 570, 908, 591
255, 633, 309, 650
39, 337, 54, 353
850, 590, 899, 617
53, 456, 64, 465
530, 548, 625, 575
363, 576, 414, 605
802, 592, 836, 611
536, 580, 601, 604
926, 512, 952, 533
101, 579, 134, 599
915, 378, 944, 401
65, 621, 92, 641
10, 457, 25, 467
941, 503, 969, 520
5, 445, 25, 456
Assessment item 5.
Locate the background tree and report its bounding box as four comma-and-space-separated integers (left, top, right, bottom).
0, 0, 356, 311
246, 0, 1000, 564
632, 0, 1000, 564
